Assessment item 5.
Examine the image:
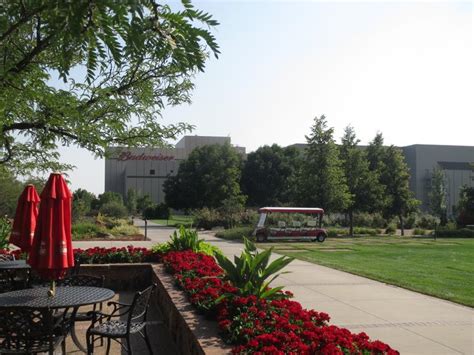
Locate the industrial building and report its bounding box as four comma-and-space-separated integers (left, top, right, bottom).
402, 145, 474, 215
104, 136, 245, 204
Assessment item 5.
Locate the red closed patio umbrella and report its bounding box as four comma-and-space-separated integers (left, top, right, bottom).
9, 184, 40, 252
28, 173, 74, 296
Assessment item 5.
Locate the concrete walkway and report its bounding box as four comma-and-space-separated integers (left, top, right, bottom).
74, 220, 474, 355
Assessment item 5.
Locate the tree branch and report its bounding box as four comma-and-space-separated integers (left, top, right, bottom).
0, 5, 46, 43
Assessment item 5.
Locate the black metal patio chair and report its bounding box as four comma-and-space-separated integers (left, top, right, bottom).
0, 307, 66, 354
0, 254, 16, 293
86, 284, 156, 355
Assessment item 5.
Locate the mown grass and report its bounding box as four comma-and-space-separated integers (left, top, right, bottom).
257, 236, 474, 307
151, 214, 194, 227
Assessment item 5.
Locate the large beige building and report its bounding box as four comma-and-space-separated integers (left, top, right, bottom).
104, 136, 245, 204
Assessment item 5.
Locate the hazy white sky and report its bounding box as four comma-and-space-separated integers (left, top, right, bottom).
58, 0, 473, 195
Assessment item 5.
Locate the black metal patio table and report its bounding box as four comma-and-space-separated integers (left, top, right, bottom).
0, 286, 115, 352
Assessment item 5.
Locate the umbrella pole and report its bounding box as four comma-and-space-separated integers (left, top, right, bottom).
48, 280, 56, 297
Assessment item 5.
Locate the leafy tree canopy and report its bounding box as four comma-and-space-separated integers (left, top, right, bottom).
0, 0, 219, 173
241, 144, 300, 207
164, 144, 246, 210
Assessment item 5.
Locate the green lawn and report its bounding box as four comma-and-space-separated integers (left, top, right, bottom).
151, 214, 194, 227
257, 237, 474, 307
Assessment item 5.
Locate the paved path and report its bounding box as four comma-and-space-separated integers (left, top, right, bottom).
75, 220, 474, 354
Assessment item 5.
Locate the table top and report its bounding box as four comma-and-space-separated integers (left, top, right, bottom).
0, 286, 115, 309
0, 260, 30, 270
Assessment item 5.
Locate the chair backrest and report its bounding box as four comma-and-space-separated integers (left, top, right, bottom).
292, 221, 301, 228
0, 254, 15, 262
0, 307, 57, 353
128, 284, 156, 325
60, 274, 105, 287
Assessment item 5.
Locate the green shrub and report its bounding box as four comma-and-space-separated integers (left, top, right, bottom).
352, 212, 387, 228
99, 201, 128, 218
404, 214, 418, 229
143, 203, 171, 220
413, 228, 426, 236
151, 226, 221, 256
417, 213, 439, 229
215, 227, 254, 240
72, 221, 103, 239
327, 228, 348, 237
215, 238, 294, 300
385, 224, 396, 235
327, 229, 338, 238
353, 227, 381, 235
0, 217, 11, 249
109, 224, 141, 236
193, 208, 223, 229
435, 227, 474, 238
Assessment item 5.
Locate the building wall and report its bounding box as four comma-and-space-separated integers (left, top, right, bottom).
104, 136, 244, 204
405, 145, 474, 215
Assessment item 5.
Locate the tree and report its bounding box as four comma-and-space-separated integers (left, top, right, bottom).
164, 144, 246, 210
0, 1, 219, 173
96, 191, 123, 209
125, 188, 138, 216
241, 145, 300, 206
456, 186, 474, 227
380, 146, 419, 235
295, 115, 350, 213
366, 133, 386, 173
0, 167, 22, 216
429, 168, 448, 226
72, 188, 97, 220
339, 126, 384, 236
137, 194, 154, 214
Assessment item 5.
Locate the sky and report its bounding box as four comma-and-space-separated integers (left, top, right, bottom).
58, 0, 473, 195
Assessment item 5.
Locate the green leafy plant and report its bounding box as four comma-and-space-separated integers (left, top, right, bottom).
169, 226, 204, 252
152, 226, 221, 256
0, 217, 11, 250
215, 237, 294, 300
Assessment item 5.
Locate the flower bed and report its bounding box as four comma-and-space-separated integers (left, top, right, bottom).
162, 250, 398, 355
1, 246, 161, 264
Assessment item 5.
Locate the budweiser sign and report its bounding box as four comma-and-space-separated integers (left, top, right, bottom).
117, 152, 174, 161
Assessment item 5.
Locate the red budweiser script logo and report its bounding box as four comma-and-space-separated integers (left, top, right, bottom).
117, 152, 174, 161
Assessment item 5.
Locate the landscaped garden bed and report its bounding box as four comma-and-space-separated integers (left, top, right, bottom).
1, 228, 399, 354
72, 215, 144, 241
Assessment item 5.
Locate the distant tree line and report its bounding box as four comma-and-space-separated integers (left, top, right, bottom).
163, 115, 462, 235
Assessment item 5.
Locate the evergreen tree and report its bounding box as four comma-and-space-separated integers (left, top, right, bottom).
429, 168, 447, 225
380, 146, 419, 235
340, 126, 384, 236
366, 133, 386, 172
295, 116, 350, 213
